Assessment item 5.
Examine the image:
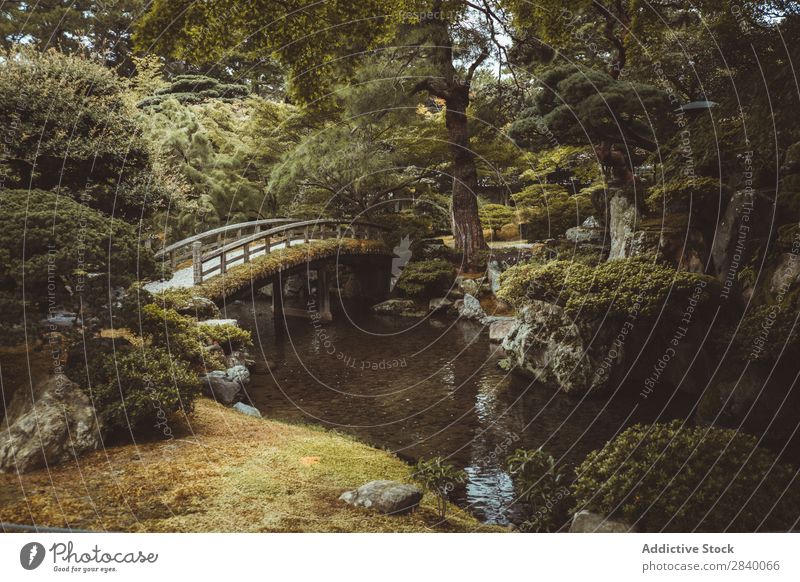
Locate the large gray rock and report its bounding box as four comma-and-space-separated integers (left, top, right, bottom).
608, 189, 639, 260
566, 225, 605, 245
371, 299, 426, 317
770, 252, 800, 296
0, 375, 101, 473
339, 480, 423, 515
459, 293, 486, 321
489, 317, 516, 342
226, 365, 251, 386
487, 260, 503, 294
199, 318, 239, 327
202, 371, 241, 405
500, 302, 620, 395
458, 277, 482, 297
570, 511, 637, 533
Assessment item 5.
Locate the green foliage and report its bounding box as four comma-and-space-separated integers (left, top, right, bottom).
140, 96, 271, 240
77, 345, 201, 439
513, 184, 594, 241
395, 259, 456, 299
572, 421, 800, 532
507, 448, 570, 532
646, 176, 722, 213
138, 74, 249, 109
412, 456, 466, 520
497, 258, 719, 319
0, 190, 158, 344
479, 204, 516, 236
508, 66, 673, 153
152, 288, 220, 319
0, 48, 168, 219
196, 323, 253, 353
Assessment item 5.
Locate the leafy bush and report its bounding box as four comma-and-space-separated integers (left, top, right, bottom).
153, 287, 220, 319
497, 257, 719, 319
0, 190, 158, 343
513, 183, 593, 241
507, 448, 570, 532
395, 259, 456, 299
412, 457, 466, 520
479, 203, 516, 237
74, 345, 200, 439
572, 421, 800, 532
196, 322, 252, 353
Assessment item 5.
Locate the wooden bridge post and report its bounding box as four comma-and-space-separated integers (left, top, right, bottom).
243, 242, 250, 264
192, 241, 203, 285
272, 274, 284, 319
304, 227, 309, 243
264, 234, 271, 254
316, 267, 332, 322
285, 230, 292, 248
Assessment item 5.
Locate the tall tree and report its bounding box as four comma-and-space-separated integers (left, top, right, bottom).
135, 0, 525, 263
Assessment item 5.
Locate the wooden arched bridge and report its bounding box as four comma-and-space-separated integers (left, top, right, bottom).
147, 218, 395, 322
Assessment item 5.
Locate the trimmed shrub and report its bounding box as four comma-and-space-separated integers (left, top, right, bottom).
196, 322, 252, 353
572, 421, 800, 532
74, 345, 200, 439
513, 183, 593, 241
479, 204, 516, 238
395, 259, 456, 299
497, 257, 719, 319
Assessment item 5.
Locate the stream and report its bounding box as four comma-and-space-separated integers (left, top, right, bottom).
224, 298, 693, 525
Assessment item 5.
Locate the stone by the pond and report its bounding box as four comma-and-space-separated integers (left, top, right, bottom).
226, 364, 251, 386
429, 297, 453, 312
570, 510, 637, 533
459, 277, 481, 297
339, 480, 423, 515
489, 317, 516, 342
202, 371, 241, 405
232, 402, 262, 418
0, 375, 101, 473
458, 293, 486, 321
371, 299, 425, 317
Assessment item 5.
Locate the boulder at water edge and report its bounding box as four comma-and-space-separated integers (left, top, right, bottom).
458, 293, 486, 321
339, 480, 423, 515
0, 375, 101, 473
202, 371, 242, 406
371, 299, 426, 317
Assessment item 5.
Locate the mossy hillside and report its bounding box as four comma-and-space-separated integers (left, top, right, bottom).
572, 421, 800, 532
0, 398, 498, 533
197, 238, 391, 301
497, 257, 719, 320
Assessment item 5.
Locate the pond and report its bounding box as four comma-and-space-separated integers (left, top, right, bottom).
224, 297, 693, 525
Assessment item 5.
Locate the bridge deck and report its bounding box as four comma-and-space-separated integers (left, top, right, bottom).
144, 236, 310, 293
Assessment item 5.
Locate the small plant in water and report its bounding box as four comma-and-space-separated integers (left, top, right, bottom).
412, 457, 466, 520
507, 447, 570, 532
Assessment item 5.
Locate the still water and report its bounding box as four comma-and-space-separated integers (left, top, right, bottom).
225, 298, 691, 525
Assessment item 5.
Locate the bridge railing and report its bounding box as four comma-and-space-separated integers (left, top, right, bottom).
181, 219, 387, 285
155, 218, 296, 269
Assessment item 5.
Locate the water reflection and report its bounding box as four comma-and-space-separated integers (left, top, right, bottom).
226, 298, 691, 525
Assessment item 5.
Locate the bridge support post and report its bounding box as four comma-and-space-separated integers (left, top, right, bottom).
192, 241, 203, 285
316, 268, 332, 322
272, 274, 283, 319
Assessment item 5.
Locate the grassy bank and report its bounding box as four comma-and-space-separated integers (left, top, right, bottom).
0, 398, 499, 532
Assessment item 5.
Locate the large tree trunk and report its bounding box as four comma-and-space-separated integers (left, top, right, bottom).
446, 86, 487, 264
